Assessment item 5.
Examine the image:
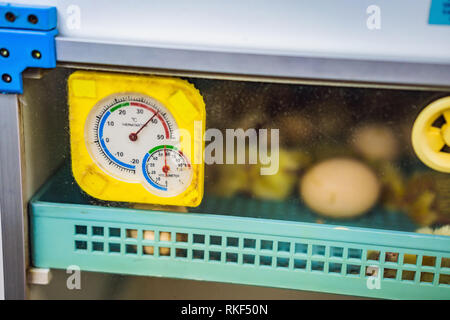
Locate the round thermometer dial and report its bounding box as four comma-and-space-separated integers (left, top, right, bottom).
141, 145, 193, 197
85, 93, 178, 181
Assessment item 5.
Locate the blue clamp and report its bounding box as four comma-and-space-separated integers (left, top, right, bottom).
0, 3, 57, 94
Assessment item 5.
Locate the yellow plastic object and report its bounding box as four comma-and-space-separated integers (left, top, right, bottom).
411, 96, 450, 173
68, 71, 206, 206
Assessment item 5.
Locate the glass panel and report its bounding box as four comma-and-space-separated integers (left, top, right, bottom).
22, 68, 450, 235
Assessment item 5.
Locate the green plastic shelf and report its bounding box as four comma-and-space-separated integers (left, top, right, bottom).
30, 165, 450, 299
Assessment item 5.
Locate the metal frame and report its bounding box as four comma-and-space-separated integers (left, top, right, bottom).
56, 38, 450, 88
0, 94, 26, 300
0, 207, 4, 300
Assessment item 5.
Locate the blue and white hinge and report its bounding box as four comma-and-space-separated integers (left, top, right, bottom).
0, 2, 57, 94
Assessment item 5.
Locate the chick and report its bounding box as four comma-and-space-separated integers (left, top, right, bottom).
402, 173, 439, 226
249, 149, 312, 201
268, 113, 316, 148
209, 164, 250, 197
376, 162, 406, 210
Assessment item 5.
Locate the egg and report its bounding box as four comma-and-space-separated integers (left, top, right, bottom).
157, 232, 171, 256
300, 158, 380, 218
416, 225, 450, 237
351, 124, 399, 161
127, 230, 172, 255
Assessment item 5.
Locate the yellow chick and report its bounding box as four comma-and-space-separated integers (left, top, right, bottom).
249, 149, 312, 201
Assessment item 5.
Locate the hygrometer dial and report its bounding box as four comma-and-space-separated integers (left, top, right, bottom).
141, 145, 193, 197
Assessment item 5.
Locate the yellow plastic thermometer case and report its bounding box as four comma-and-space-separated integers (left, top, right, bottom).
68, 71, 206, 206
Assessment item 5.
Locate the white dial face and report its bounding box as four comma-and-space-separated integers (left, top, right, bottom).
141, 145, 193, 197
85, 93, 178, 182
